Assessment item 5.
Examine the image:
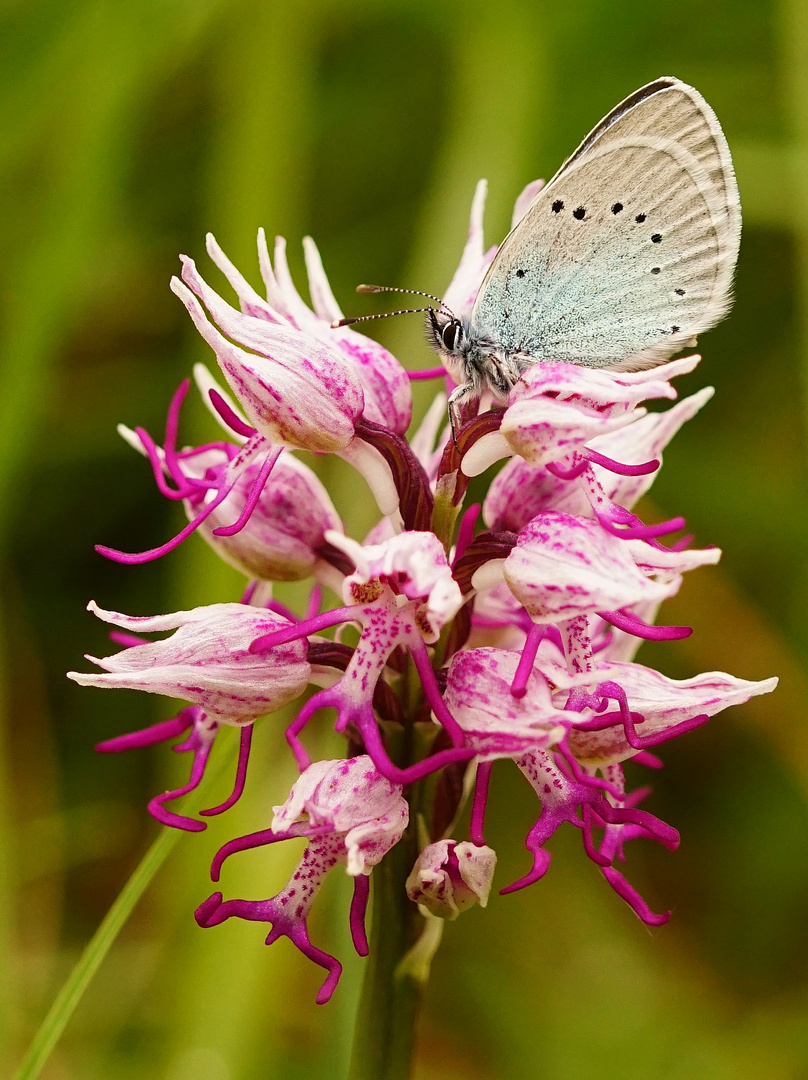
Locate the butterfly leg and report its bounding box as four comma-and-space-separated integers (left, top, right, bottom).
447, 382, 476, 446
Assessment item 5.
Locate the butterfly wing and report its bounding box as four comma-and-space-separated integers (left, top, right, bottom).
470, 77, 741, 369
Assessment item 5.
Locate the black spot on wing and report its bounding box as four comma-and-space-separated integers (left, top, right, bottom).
573, 206, 586, 220
552, 200, 564, 213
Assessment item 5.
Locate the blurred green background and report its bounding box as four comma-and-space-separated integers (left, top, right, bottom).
3, 0, 808, 1076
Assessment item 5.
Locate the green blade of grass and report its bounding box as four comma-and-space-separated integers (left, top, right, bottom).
12, 727, 237, 1080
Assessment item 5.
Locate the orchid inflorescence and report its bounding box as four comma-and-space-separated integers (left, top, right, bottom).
69, 179, 776, 1004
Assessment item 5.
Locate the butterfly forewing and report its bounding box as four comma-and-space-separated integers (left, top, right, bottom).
470, 78, 740, 371
556, 79, 740, 246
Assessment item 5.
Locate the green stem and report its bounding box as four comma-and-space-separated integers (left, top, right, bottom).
348, 827, 424, 1080
432, 477, 463, 555
12, 728, 237, 1080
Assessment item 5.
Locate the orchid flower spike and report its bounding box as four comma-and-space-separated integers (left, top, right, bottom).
71, 179, 777, 1001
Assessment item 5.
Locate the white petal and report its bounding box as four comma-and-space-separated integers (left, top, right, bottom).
504, 513, 669, 622
117, 424, 148, 456
511, 178, 545, 228
303, 236, 343, 323
461, 429, 512, 477
338, 437, 402, 520
206, 233, 284, 323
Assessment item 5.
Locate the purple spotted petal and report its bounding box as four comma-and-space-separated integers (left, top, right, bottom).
561, 662, 779, 765
186, 450, 343, 582
499, 356, 701, 468
172, 260, 363, 452
68, 601, 311, 725
483, 387, 715, 531
444, 647, 569, 759
330, 530, 463, 641
503, 513, 669, 623
272, 756, 409, 874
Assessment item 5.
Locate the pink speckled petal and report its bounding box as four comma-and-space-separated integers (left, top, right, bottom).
500, 357, 703, 469
205, 232, 286, 324
588, 387, 715, 509
172, 270, 363, 452
444, 648, 570, 760
565, 663, 778, 765
191, 449, 343, 583
302, 236, 343, 323
271, 756, 409, 875
510, 178, 545, 228
503, 512, 669, 623
68, 601, 311, 725
332, 530, 462, 640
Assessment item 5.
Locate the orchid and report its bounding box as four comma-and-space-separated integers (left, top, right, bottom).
67, 601, 312, 828
196, 756, 408, 1004
71, 177, 776, 1024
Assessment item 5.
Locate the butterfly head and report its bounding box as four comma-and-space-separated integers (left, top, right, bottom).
427, 305, 522, 402
425, 308, 468, 376
333, 284, 516, 430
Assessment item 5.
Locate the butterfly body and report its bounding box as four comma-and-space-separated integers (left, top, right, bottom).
427, 76, 741, 425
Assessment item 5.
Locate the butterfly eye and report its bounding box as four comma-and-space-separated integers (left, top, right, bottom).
442, 319, 462, 352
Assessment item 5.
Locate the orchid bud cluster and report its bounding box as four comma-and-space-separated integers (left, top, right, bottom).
69, 179, 776, 1004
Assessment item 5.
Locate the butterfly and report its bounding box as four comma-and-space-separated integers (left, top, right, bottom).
340, 77, 741, 434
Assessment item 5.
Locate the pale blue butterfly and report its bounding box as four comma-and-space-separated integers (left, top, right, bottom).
341, 77, 741, 431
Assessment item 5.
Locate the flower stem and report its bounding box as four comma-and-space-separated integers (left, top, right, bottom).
348, 825, 424, 1080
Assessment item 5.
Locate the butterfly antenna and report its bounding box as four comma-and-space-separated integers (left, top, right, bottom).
332, 306, 434, 328
331, 284, 455, 328
356, 284, 444, 304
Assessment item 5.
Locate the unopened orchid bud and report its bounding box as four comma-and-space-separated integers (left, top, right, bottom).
406, 840, 497, 920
